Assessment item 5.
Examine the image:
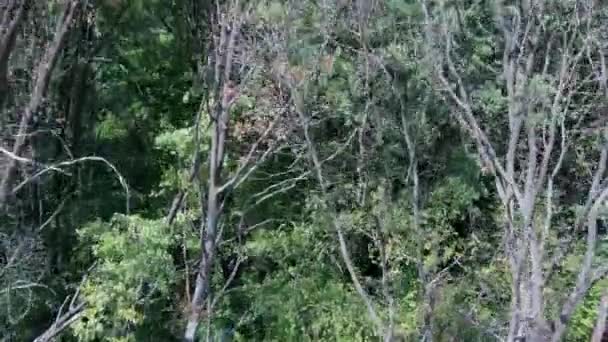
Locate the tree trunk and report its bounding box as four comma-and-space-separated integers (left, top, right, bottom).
0, 1, 79, 207
0, 0, 29, 109
183, 99, 229, 341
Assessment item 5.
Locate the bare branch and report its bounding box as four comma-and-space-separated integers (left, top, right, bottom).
38, 195, 69, 231
32, 263, 95, 342
167, 99, 207, 225
296, 100, 385, 334
553, 151, 608, 340
210, 256, 245, 311
0, 0, 81, 207
218, 113, 283, 193
10, 155, 130, 214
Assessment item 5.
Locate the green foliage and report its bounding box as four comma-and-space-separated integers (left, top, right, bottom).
256, 1, 287, 23
421, 178, 480, 270
96, 112, 129, 140
387, 0, 422, 17
72, 215, 176, 341
6, 1, 608, 341
568, 279, 608, 341
233, 223, 378, 341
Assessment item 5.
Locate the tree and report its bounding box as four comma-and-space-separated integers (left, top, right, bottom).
183, 2, 294, 339
420, 0, 608, 340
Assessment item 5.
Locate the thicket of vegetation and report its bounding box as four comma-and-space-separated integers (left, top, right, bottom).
1, 1, 608, 341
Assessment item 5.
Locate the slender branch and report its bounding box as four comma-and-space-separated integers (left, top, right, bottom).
0, 147, 68, 175
32, 263, 95, 342
38, 195, 69, 231
218, 114, 284, 193
210, 256, 245, 311
296, 101, 385, 335
167, 99, 206, 225
10, 155, 130, 214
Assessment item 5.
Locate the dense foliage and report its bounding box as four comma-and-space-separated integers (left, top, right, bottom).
1, 1, 608, 341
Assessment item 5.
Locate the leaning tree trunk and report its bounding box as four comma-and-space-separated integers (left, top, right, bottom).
0, 0, 80, 207
183, 5, 242, 340
0, 0, 29, 109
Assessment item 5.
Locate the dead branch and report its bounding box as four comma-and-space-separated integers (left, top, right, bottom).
296, 100, 385, 335
166, 99, 206, 225
5, 154, 130, 214
32, 263, 94, 342
0, 0, 81, 207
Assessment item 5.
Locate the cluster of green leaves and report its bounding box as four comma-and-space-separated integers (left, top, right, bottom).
568, 279, 608, 341
73, 215, 176, 341
235, 223, 376, 341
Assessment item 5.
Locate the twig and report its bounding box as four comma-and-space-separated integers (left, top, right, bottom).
38, 195, 69, 231
0, 147, 67, 175
32, 263, 95, 342
11, 156, 130, 214
210, 256, 245, 311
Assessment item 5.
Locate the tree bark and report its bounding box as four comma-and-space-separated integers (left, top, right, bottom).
0, 0, 79, 207
183, 111, 227, 340
183, 5, 241, 338
0, 0, 29, 109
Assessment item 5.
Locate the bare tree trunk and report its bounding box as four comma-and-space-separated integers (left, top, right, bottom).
400, 103, 433, 342
0, 0, 80, 207
0, 0, 29, 109
184, 4, 241, 339
184, 116, 227, 340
